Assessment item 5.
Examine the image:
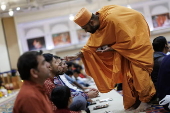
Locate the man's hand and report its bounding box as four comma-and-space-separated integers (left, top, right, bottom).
89, 88, 99, 93
96, 45, 114, 53
64, 55, 79, 61
84, 87, 99, 92
86, 89, 99, 98
64, 52, 83, 61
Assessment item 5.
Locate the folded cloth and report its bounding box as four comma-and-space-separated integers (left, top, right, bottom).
159, 95, 170, 109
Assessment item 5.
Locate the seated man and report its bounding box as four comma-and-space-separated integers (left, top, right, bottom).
65, 70, 76, 84
51, 86, 86, 113
157, 55, 170, 111
66, 61, 75, 71
58, 56, 98, 94
73, 69, 90, 87
13, 51, 53, 113
59, 57, 98, 105
151, 36, 168, 92
54, 56, 85, 91
43, 53, 98, 112
150, 36, 168, 103
66, 62, 93, 83
57, 57, 90, 91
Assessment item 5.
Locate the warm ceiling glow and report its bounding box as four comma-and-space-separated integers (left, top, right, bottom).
9, 9, 14, 16
69, 14, 74, 21
1, 4, 6, 10
16, 7, 20, 10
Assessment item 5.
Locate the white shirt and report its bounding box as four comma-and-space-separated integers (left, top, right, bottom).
59, 74, 83, 92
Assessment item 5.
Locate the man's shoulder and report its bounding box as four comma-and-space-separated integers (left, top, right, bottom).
14, 91, 48, 113
15, 88, 40, 105
18, 84, 35, 94
17, 85, 40, 97
16, 92, 38, 100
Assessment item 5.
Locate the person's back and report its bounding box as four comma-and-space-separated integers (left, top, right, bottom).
151, 52, 165, 86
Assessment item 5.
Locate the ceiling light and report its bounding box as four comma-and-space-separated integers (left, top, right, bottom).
16, 7, 20, 10
127, 5, 132, 9
69, 14, 74, 21
1, 4, 6, 10
9, 9, 14, 16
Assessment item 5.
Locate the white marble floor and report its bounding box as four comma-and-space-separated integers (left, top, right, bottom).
88, 89, 126, 113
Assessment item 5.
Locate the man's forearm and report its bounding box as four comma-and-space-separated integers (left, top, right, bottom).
73, 81, 84, 90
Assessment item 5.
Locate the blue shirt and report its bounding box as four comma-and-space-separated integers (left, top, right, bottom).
64, 74, 76, 84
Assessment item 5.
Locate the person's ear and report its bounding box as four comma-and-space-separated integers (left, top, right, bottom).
30, 68, 38, 78
89, 20, 95, 26
165, 44, 169, 49
48, 65, 52, 71
68, 96, 73, 106
68, 97, 72, 102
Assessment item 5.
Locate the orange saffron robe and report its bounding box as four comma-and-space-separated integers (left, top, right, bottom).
81, 5, 156, 109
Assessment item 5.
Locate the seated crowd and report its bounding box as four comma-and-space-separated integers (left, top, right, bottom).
13, 35, 170, 113
13, 51, 98, 113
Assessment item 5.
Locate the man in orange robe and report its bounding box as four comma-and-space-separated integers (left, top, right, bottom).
65, 5, 155, 112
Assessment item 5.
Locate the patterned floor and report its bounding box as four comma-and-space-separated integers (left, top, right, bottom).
117, 91, 169, 113
0, 96, 15, 113
0, 91, 18, 113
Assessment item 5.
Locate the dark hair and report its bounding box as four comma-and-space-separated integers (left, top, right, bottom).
66, 62, 74, 69
43, 53, 53, 63
74, 64, 82, 71
53, 55, 61, 60
17, 50, 43, 80
73, 69, 80, 74
65, 70, 73, 75
152, 36, 167, 52
51, 86, 71, 109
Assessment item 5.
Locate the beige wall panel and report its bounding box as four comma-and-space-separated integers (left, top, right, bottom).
2, 17, 20, 69
151, 32, 170, 42
0, 19, 10, 72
